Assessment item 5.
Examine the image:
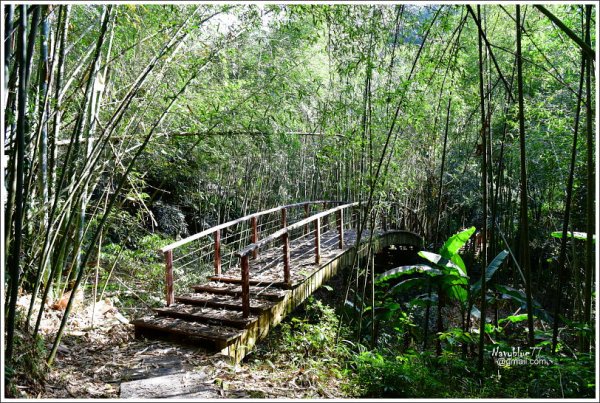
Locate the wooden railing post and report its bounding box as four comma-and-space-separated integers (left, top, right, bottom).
304, 203, 309, 234
281, 207, 287, 228
315, 217, 321, 264
214, 229, 221, 275
282, 232, 290, 284
164, 250, 174, 306
251, 216, 258, 259
337, 209, 344, 249
241, 255, 250, 318
382, 209, 388, 232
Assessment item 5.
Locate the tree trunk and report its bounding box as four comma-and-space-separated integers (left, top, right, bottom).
551, 40, 585, 354
516, 4, 535, 347
582, 4, 595, 354
5, 4, 28, 366
477, 4, 488, 373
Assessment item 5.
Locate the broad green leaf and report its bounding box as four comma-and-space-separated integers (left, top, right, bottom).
376, 264, 441, 284
551, 231, 596, 242
442, 277, 468, 303
495, 284, 527, 305
418, 251, 466, 276
471, 250, 509, 294
439, 226, 476, 259
450, 253, 467, 275
495, 284, 551, 323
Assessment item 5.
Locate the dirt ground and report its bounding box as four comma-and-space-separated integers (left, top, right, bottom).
11, 294, 347, 399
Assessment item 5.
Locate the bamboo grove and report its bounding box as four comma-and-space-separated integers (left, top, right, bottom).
1, 2, 597, 389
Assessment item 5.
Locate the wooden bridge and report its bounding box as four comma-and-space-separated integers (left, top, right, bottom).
132, 201, 423, 362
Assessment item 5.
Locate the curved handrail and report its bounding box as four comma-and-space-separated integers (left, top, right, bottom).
160, 199, 424, 311
237, 202, 359, 258
160, 200, 348, 306
160, 200, 345, 253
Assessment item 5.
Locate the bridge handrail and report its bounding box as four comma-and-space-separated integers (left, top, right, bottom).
161, 199, 423, 313
236, 202, 359, 258
235, 201, 362, 317
160, 200, 345, 253
160, 200, 348, 306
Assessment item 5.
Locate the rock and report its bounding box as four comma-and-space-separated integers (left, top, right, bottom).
120, 372, 218, 399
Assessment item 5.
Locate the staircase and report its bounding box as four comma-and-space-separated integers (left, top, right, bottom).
132, 280, 289, 352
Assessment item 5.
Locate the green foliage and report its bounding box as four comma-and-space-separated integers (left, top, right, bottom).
254, 297, 352, 374
471, 250, 509, 294
550, 231, 595, 242
498, 313, 530, 325
439, 327, 475, 347
350, 346, 595, 398
495, 284, 551, 323
4, 317, 48, 398
376, 264, 441, 284
101, 234, 173, 304
439, 226, 476, 269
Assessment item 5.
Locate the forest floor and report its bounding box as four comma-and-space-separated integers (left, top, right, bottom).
13, 293, 348, 399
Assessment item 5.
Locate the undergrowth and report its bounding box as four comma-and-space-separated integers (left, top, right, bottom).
4, 316, 48, 398
248, 296, 357, 396
249, 293, 595, 399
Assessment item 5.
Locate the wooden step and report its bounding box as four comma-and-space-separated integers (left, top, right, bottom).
175, 292, 276, 313
154, 304, 257, 329
191, 283, 288, 301
132, 316, 242, 348
208, 275, 292, 289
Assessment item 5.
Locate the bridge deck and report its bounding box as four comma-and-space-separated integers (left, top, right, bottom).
132, 202, 422, 362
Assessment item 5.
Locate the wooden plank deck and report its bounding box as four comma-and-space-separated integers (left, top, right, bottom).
132, 229, 423, 362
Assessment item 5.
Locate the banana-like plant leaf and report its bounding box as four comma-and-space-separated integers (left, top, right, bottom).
451, 253, 468, 275
418, 251, 467, 277
442, 277, 468, 303
495, 284, 527, 305
376, 264, 441, 284
439, 226, 476, 260
471, 250, 509, 294
551, 231, 595, 242
495, 284, 552, 323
